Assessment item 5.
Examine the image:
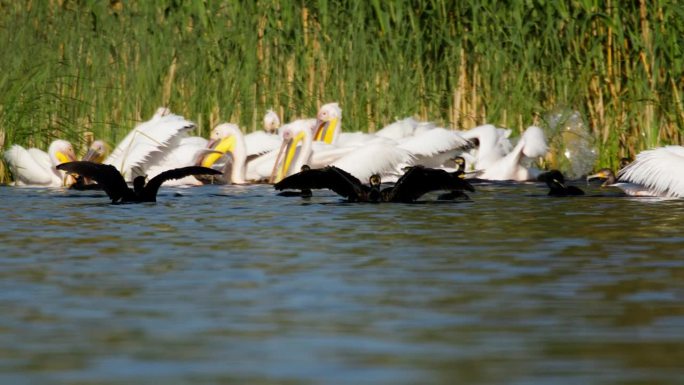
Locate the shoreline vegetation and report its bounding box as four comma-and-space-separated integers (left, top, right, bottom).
1, 1, 682, 184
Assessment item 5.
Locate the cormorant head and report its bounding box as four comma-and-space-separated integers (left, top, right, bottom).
450, 156, 466, 173
133, 176, 146, 193
587, 168, 616, 185
369, 174, 381, 187
538, 169, 566, 188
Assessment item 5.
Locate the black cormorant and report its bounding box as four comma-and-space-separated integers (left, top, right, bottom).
57, 161, 221, 203
275, 165, 474, 203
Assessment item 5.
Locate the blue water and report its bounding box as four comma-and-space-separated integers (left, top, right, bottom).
1, 182, 683, 384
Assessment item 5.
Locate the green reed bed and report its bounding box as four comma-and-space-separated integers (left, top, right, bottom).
0, 1, 682, 183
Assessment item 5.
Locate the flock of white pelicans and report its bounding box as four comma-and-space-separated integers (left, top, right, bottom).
3, 103, 684, 203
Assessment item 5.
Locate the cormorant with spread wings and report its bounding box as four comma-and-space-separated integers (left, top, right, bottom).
57, 161, 220, 203
274, 165, 474, 203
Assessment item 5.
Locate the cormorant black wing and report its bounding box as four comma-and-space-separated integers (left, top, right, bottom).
384, 166, 475, 202
274, 166, 369, 200
57, 161, 130, 202
142, 166, 222, 201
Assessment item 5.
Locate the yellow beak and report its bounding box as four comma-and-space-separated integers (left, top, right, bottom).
587, 171, 607, 181
314, 118, 338, 144
56, 150, 76, 164
201, 136, 236, 168
272, 130, 306, 183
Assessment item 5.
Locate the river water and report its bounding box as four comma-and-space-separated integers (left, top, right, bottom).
0, 181, 683, 384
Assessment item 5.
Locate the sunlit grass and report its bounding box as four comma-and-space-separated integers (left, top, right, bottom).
1, 1, 682, 183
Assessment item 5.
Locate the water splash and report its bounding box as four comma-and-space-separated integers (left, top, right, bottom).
545, 110, 598, 180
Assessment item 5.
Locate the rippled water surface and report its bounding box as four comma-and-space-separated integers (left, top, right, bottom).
1, 182, 683, 384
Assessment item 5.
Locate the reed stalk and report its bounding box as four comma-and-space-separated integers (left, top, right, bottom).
0, 0, 682, 179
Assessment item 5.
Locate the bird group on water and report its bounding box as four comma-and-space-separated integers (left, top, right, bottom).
4, 104, 684, 204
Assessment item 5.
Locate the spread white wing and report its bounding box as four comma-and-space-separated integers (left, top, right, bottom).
618, 146, 684, 198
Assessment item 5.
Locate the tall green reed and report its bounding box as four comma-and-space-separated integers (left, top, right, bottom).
0, 1, 682, 183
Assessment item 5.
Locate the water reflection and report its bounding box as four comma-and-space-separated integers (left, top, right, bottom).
0, 183, 683, 384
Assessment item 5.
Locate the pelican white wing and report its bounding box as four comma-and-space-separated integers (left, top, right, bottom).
4, 140, 77, 186
520, 125, 548, 158
398, 128, 469, 157
4, 145, 57, 185
332, 144, 413, 182
105, 113, 195, 180
617, 146, 684, 198
375, 117, 425, 140
244, 131, 282, 156
144, 136, 208, 185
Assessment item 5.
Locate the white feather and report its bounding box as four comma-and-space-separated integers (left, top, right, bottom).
520, 125, 548, 158
464, 125, 547, 181
397, 127, 469, 158
27, 148, 53, 174
4, 145, 55, 185
617, 145, 684, 198
375, 117, 421, 140
245, 149, 280, 181
144, 136, 208, 185
105, 112, 195, 180
3, 140, 76, 186
332, 144, 413, 182
461, 124, 508, 170
244, 131, 282, 156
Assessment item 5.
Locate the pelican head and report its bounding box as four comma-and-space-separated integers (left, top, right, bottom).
48, 140, 77, 165
210, 123, 240, 141
587, 168, 616, 186
264, 109, 281, 134
270, 122, 312, 183
82, 140, 108, 163
314, 102, 342, 144
201, 123, 242, 168
48, 140, 78, 187
317, 103, 341, 121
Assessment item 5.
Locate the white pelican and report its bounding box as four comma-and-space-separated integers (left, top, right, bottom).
210, 123, 281, 158
460, 125, 511, 170
462, 125, 548, 181
4, 139, 77, 186
104, 108, 195, 181
200, 123, 251, 184
198, 122, 287, 184
271, 119, 411, 183
313, 102, 342, 144
611, 146, 684, 198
